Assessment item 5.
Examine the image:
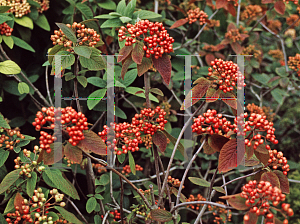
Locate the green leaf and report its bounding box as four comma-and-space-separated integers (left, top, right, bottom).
46, 212, 59, 221
124, 0, 136, 17
50, 51, 75, 74
94, 194, 104, 199
94, 215, 101, 224
4, 193, 16, 214
0, 6, 11, 13
0, 213, 7, 223
115, 106, 127, 119
100, 18, 124, 28
128, 151, 136, 175
150, 209, 172, 222
275, 66, 288, 77
76, 2, 93, 19
117, 153, 125, 164
34, 14, 50, 31
73, 46, 92, 58
150, 88, 164, 96
2, 35, 14, 49
116, 0, 126, 15
271, 89, 284, 104
79, 48, 105, 71
188, 177, 210, 187
9, 117, 26, 127
56, 23, 77, 43
11, 36, 35, 52
98, 173, 109, 185
98, 0, 116, 10
26, 172, 37, 197
28, 0, 41, 7
87, 89, 106, 110
18, 82, 30, 94
94, 14, 117, 19
54, 206, 83, 224
77, 76, 87, 88
0, 14, 12, 24
161, 130, 185, 156
120, 69, 137, 87
133, 10, 162, 20
87, 77, 106, 88
0, 113, 10, 129
0, 60, 21, 75
86, 197, 97, 213
0, 169, 20, 194
44, 169, 80, 200
0, 149, 9, 167
48, 45, 68, 64
252, 73, 270, 85
125, 87, 159, 103
64, 73, 75, 81
213, 186, 226, 194
119, 16, 132, 23
14, 16, 33, 29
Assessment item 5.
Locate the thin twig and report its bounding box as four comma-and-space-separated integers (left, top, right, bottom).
144, 73, 151, 108
65, 197, 89, 224
45, 65, 54, 107
236, 0, 242, 26
288, 179, 300, 183
170, 201, 231, 213
89, 111, 106, 131
120, 93, 139, 113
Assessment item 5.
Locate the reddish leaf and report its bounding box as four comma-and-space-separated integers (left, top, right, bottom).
137, 57, 152, 76
227, 23, 236, 31
170, 18, 188, 29
77, 131, 107, 155
152, 54, 172, 85
240, 34, 249, 40
205, 53, 215, 66
132, 41, 144, 64
117, 45, 133, 63
273, 170, 290, 194
64, 142, 83, 164
37, 149, 44, 164
268, 76, 280, 83
245, 145, 254, 160
243, 211, 258, 224
14, 192, 25, 213
252, 170, 265, 182
121, 54, 134, 79
218, 139, 244, 173
261, 171, 280, 188
153, 131, 168, 153
208, 134, 230, 152
245, 156, 260, 167
214, 52, 225, 60
231, 42, 243, 54
180, 78, 211, 110
274, 217, 284, 224
206, 88, 221, 102
274, 1, 285, 15
150, 209, 172, 222
220, 92, 237, 110
226, 3, 236, 16
262, 0, 274, 3
43, 143, 64, 165
220, 39, 231, 45
216, 44, 225, 51
199, 50, 207, 56
254, 145, 270, 165
201, 136, 218, 155
216, 0, 227, 9
219, 193, 248, 210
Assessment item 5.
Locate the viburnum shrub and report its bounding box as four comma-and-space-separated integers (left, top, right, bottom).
0, 22, 13, 36
186, 8, 208, 24
0, 0, 31, 17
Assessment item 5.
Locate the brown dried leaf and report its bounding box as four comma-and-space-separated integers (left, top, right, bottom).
261, 171, 280, 188
152, 54, 172, 85
205, 53, 215, 66
227, 23, 236, 31
220, 92, 237, 110
132, 41, 144, 64
208, 134, 230, 152
273, 170, 289, 194
206, 88, 221, 102
153, 131, 168, 153
254, 147, 270, 165
219, 193, 248, 210
14, 192, 25, 213
243, 211, 258, 224
231, 42, 243, 54
121, 54, 134, 79
117, 45, 133, 63
274, 1, 285, 15
64, 142, 83, 164
170, 18, 188, 29
226, 3, 236, 16
77, 131, 107, 155
137, 57, 152, 76
245, 145, 254, 160
216, 0, 227, 9
43, 142, 64, 165
262, 0, 274, 3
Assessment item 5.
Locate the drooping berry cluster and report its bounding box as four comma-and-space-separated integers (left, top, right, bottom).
247, 103, 275, 122
268, 49, 284, 61
92, 163, 107, 173
208, 58, 246, 93
225, 28, 245, 42
98, 106, 168, 155
186, 194, 206, 210
241, 5, 262, 21
0, 22, 13, 36
203, 19, 220, 30
186, 8, 208, 24
122, 164, 143, 175
286, 14, 300, 28
268, 149, 290, 175
192, 109, 234, 136
208, 201, 232, 224
0, 0, 31, 17
0, 128, 24, 150
51, 22, 101, 51
33, 0, 49, 13
167, 175, 184, 188
240, 180, 293, 223
6, 203, 33, 224
282, 0, 298, 4
288, 53, 300, 76
109, 210, 121, 221
118, 20, 175, 59
32, 107, 88, 153
241, 45, 262, 59
266, 20, 282, 34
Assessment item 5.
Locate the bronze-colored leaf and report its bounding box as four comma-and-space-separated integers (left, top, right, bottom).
201, 135, 217, 155
117, 45, 133, 63
14, 192, 25, 213
216, 0, 227, 9
208, 134, 230, 152
226, 3, 236, 16
261, 171, 280, 188
77, 131, 107, 155
274, 0, 285, 15
245, 145, 254, 160
254, 146, 270, 165
121, 54, 134, 79
243, 211, 258, 224
153, 131, 168, 153
227, 23, 236, 31
219, 193, 248, 210
206, 88, 221, 102
132, 41, 144, 64
273, 170, 289, 194
37, 149, 44, 164
64, 142, 83, 164
170, 18, 188, 29
137, 57, 152, 76
43, 143, 64, 165
261, 0, 274, 3
205, 53, 215, 66
152, 54, 172, 85
244, 156, 260, 167
230, 42, 243, 55
220, 91, 237, 110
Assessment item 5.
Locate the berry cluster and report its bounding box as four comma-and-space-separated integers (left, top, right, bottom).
283, 0, 298, 4
6, 203, 33, 224
122, 164, 143, 175
268, 149, 290, 175
241, 45, 262, 59
92, 163, 107, 173
247, 103, 275, 123
167, 175, 184, 188
33, 0, 49, 13
268, 49, 284, 61
0, 0, 31, 17
241, 5, 262, 21
0, 22, 13, 36
186, 8, 208, 25
208, 201, 232, 224
118, 20, 175, 59
192, 109, 234, 136
51, 22, 101, 51
266, 20, 282, 34
208, 58, 246, 93
186, 194, 206, 210
98, 106, 168, 155
109, 210, 121, 221
203, 44, 222, 52
225, 28, 245, 42
0, 127, 24, 150
241, 180, 293, 223
288, 53, 300, 76
203, 19, 220, 30
32, 107, 88, 153
286, 14, 300, 28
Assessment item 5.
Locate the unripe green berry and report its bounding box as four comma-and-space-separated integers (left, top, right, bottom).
60, 202, 66, 207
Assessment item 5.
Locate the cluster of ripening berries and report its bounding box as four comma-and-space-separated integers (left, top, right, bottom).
247, 103, 275, 122
268, 149, 290, 175
33, 0, 49, 13
6, 188, 65, 224
283, 0, 298, 4
98, 106, 168, 155
241, 180, 293, 223
286, 14, 300, 28
269, 49, 284, 61
118, 20, 175, 59
186, 8, 208, 24
32, 107, 88, 153
92, 163, 107, 173
241, 5, 262, 21
225, 28, 246, 43
0, 127, 25, 150
203, 19, 220, 30
288, 53, 300, 76
51, 22, 101, 50
167, 175, 184, 188
122, 164, 143, 175
208, 201, 232, 224
186, 194, 206, 210
0, 0, 31, 17
0, 22, 13, 36
100, 210, 120, 222
208, 58, 246, 93
241, 44, 262, 59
